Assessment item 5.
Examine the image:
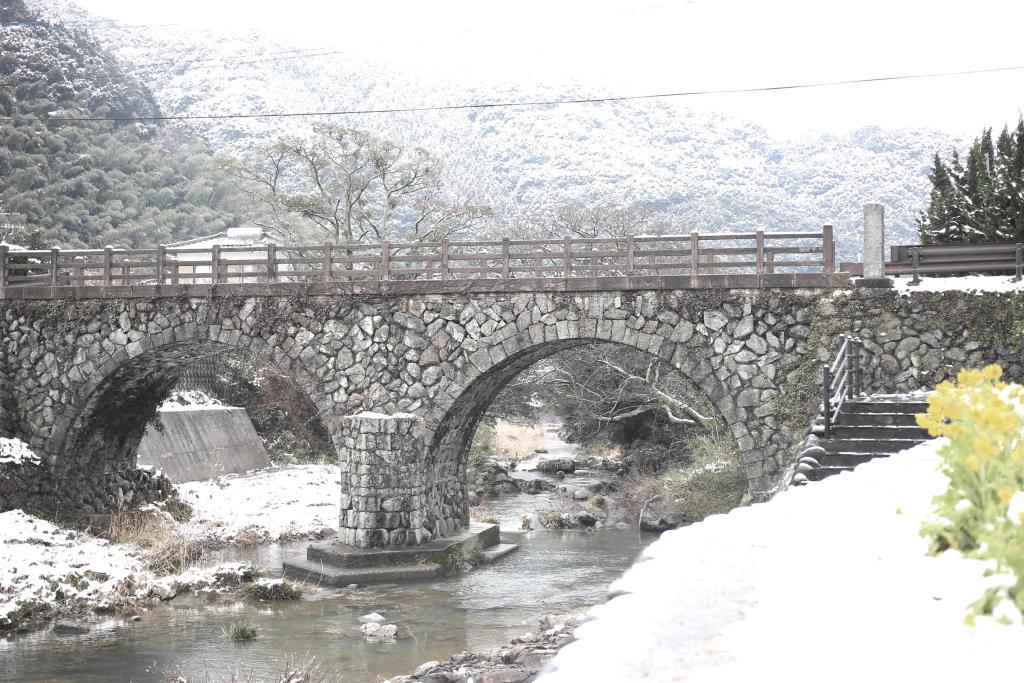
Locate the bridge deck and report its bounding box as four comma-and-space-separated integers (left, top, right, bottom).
0, 229, 844, 299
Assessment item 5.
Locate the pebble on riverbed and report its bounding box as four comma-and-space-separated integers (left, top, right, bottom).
384, 613, 580, 683
361, 622, 398, 639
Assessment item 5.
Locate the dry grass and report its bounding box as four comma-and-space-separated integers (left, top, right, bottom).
492, 421, 548, 460
107, 511, 202, 575
621, 431, 748, 528
166, 657, 335, 682
469, 504, 497, 522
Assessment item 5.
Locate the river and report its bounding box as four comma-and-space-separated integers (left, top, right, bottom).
0, 428, 653, 683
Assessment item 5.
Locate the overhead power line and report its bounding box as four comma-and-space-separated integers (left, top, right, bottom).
130, 46, 346, 70
0, 46, 351, 88
5, 63, 1023, 125
0, 19, 181, 28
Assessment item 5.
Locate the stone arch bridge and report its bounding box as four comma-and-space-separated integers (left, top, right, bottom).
0, 287, 834, 532
0, 232, 846, 546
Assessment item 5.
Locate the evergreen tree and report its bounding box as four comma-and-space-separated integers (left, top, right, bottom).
918, 119, 1024, 244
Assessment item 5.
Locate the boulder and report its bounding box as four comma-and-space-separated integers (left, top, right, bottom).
536, 458, 575, 474
639, 499, 695, 532
53, 620, 90, 635
521, 479, 548, 495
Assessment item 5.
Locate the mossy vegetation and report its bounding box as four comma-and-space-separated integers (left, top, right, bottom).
442, 544, 464, 574
222, 619, 260, 641
241, 580, 303, 601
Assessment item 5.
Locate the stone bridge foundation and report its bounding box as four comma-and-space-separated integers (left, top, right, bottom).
338, 413, 464, 548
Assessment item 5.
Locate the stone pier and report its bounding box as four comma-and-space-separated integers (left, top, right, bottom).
338, 412, 463, 548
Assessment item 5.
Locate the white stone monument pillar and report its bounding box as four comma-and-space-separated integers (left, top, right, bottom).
859, 203, 891, 287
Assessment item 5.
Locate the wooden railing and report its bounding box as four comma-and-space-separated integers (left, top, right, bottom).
0, 227, 839, 298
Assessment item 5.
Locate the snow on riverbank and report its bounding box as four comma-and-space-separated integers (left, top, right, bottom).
0, 437, 40, 466
0, 509, 255, 629
542, 440, 1022, 682
0, 510, 144, 628
0, 463, 335, 628
177, 464, 339, 544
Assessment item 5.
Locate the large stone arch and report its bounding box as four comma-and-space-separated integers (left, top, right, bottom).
419, 291, 773, 484
425, 335, 742, 534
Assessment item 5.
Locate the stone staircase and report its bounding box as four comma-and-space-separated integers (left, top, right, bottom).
804, 395, 930, 481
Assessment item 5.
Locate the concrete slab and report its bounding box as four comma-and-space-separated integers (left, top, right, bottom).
136, 405, 270, 482
479, 542, 519, 563
283, 523, 518, 586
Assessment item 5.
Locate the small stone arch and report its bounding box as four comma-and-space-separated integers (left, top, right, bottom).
45, 314, 336, 513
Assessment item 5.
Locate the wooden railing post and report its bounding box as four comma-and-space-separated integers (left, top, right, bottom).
211, 245, 221, 285
49, 247, 60, 287
103, 246, 113, 286
755, 230, 765, 288
501, 238, 510, 280
822, 224, 835, 273
323, 242, 333, 282
563, 236, 572, 278
765, 251, 775, 274
441, 240, 450, 280
0, 244, 8, 297
910, 247, 920, 286
266, 244, 277, 283
626, 234, 635, 276
690, 231, 700, 277
381, 241, 391, 281
1016, 244, 1022, 282
156, 245, 166, 285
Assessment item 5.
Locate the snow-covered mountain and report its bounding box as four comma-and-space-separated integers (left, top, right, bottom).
37, 1, 963, 258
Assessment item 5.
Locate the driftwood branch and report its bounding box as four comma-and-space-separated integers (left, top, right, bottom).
596, 359, 714, 427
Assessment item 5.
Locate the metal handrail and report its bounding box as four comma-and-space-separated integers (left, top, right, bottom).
822, 334, 863, 439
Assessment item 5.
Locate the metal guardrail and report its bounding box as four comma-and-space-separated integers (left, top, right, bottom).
0, 228, 838, 298
840, 242, 1024, 283
822, 334, 863, 439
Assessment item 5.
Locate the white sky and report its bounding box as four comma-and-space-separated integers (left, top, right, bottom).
72, 0, 1024, 138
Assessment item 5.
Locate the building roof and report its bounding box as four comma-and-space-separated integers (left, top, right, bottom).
167, 227, 282, 249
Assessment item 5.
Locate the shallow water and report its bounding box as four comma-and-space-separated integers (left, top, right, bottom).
0, 428, 651, 683
0, 530, 650, 683
483, 425, 620, 532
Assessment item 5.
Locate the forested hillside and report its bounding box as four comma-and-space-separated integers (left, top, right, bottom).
9, 1, 965, 255
38, 3, 962, 259
0, 1, 243, 247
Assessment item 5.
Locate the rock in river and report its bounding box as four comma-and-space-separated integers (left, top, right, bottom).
536, 458, 575, 474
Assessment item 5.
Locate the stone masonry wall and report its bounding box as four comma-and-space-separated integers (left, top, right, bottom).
2, 287, 1022, 533
337, 413, 463, 548
826, 290, 1023, 391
